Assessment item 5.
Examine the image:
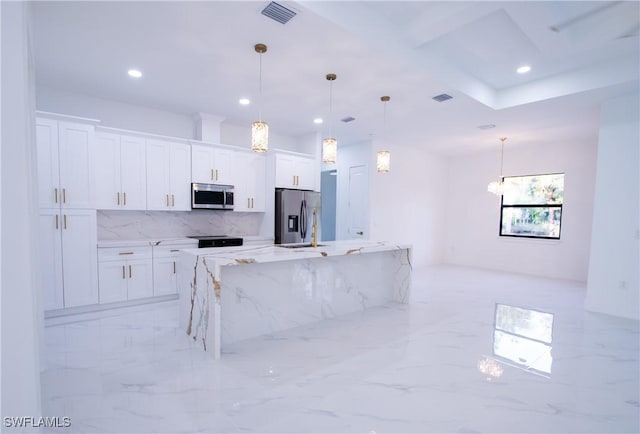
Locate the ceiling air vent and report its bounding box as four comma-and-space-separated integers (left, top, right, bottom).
341, 116, 356, 123
432, 93, 453, 102
477, 124, 496, 130
261, 2, 297, 25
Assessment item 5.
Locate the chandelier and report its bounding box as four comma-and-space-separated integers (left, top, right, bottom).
251, 43, 268, 153
487, 137, 507, 195
322, 73, 337, 164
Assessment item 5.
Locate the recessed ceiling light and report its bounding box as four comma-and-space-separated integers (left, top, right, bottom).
313, 118, 323, 124
517, 65, 531, 74
239, 98, 250, 105
127, 69, 142, 78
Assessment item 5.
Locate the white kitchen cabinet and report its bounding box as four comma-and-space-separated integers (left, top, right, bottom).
98, 246, 153, 303
36, 117, 95, 209
39, 209, 99, 309
146, 139, 191, 211
191, 144, 236, 185
152, 241, 197, 296
95, 132, 146, 210
234, 152, 266, 212
275, 153, 316, 191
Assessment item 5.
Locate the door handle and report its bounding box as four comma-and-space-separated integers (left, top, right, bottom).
123, 192, 127, 206
55, 214, 59, 229
54, 188, 58, 204
62, 188, 67, 204
172, 194, 175, 207
173, 261, 176, 274
122, 265, 125, 279
216, 169, 219, 181
356, 231, 364, 235
166, 194, 169, 207
248, 198, 250, 208
211, 169, 214, 181
251, 198, 254, 209
117, 192, 121, 205
63, 214, 67, 230
129, 265, 132, 279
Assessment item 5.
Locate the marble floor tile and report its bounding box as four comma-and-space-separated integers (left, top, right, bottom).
41, 265, 639, 433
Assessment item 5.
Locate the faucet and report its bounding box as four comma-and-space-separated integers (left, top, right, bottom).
311, 208, 318, 247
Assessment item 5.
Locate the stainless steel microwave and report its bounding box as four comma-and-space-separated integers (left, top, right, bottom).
191, 183, 234, 210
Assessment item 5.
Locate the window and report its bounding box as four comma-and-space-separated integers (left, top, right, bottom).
500, 173, 564, 239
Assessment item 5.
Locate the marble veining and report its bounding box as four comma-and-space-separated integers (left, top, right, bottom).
97, 209, 261, 240
40, 265, 639, 433
179, 241, 412, 358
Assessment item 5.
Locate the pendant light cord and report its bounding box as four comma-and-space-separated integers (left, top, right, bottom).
328, 80, 333, 138
258, 53, 263, 122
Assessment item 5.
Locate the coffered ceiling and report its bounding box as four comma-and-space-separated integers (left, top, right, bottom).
31, 1, 639, 155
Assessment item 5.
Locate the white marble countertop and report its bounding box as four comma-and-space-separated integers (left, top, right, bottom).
181, 240, 412, 267
97, 237, 198, 248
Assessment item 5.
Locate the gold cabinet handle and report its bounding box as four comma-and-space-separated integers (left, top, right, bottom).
123, 192, 127, 206
216, 169, 219, 181
62, 188, 66, 204
173, 261, 176, 274
122, 265, 125, 279
172, 194, 175, 207
54, 188, 58, 204
63, 214, 67, 229
117, 192, 121, 205
129, 265, 132, 279
211, 169, 214, 180
118, 252, 134, 255
166, 194, 169, 207
55, 214, 59, 229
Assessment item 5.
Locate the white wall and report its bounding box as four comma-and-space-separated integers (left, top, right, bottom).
1, 1, 43, 426
36, 86, 301, 152
443, 139, 597, 282
36, 86, 195, 138
586, 93, 640, 320
369, 143, 448, 267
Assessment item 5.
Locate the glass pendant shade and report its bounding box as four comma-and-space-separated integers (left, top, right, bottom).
251, 121, 268, 153
322, 137, 337, 164
377, 150, 391, 173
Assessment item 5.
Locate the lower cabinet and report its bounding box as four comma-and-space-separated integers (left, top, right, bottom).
98, 246, 153, 303
152, 242, 197, 296
39, 209, 98, 310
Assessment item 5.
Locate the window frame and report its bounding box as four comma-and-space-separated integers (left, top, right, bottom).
499, 172, 564, 240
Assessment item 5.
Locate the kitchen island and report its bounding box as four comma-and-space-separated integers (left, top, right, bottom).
178, 240, 412, 359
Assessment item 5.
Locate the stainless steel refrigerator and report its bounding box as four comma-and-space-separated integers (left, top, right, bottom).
275, 188, 321, 244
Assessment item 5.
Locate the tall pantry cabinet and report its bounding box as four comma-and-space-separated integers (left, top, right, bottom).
36, 116, 99, 310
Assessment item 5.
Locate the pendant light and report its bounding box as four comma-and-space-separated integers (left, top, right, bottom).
251, 43, 268, 153
322, 73, 337, 164
377, 95, 391, 173
487, 137, 507, 195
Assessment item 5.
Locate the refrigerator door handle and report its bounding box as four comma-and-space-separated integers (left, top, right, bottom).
300, 199, 307, 240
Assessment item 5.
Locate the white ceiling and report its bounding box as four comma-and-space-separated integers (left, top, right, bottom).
31, 1, 639, 155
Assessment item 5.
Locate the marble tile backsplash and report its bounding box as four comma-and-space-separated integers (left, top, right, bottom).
97, 210, 262, 240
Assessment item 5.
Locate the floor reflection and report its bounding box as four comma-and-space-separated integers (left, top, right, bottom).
492, 303, 554, 376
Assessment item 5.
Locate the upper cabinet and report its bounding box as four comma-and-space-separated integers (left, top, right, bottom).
95, 132, 147, 210
234, 152, 266, 212
275, 153, 316, 191
146, 139, 191, 211
191, 144, 236, 185
37, 117, 95, 209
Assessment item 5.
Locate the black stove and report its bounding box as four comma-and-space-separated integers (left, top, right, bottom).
188, 235, 243, 248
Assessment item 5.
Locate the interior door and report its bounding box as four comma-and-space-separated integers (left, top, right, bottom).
347, 165, 368, 239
